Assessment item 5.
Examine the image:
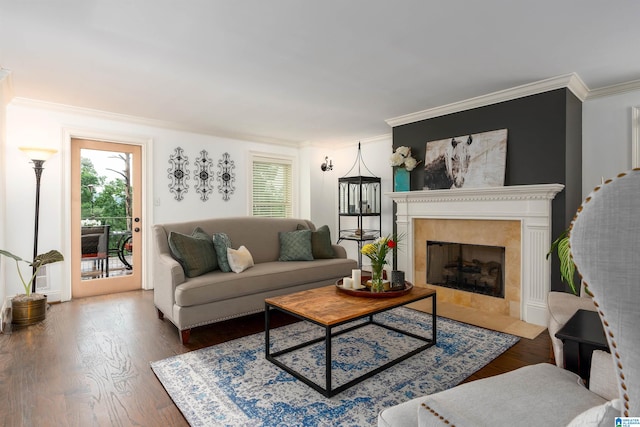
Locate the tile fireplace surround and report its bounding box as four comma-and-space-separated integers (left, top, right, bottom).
387, 184, 564, 326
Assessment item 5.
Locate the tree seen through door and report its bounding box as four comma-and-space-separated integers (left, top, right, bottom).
80, 150, 133, 279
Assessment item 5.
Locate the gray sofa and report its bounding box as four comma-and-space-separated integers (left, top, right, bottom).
153, 217, 357, 344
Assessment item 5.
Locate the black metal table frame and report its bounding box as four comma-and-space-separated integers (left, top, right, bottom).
265, 293, 436, 397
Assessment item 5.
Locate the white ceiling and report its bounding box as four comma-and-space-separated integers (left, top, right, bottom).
2, 1, 640, 145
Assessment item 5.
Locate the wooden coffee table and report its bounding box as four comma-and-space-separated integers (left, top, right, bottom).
265, 284, 437, 397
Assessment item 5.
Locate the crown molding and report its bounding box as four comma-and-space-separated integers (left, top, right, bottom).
360, 133, 392, 144
301, 133, 392, 150
386, 73, 589, 128
333, 133, 392, 149
566, 73, 590, 101
9, 97, 301, 147
298, 140, 338, 149
586, 79, 640, 99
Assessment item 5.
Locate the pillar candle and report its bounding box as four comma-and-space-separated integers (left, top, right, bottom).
352, 269, 361, 287
342, 277, 353, 288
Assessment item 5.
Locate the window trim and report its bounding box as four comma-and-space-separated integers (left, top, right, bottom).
248, 151, 298, 218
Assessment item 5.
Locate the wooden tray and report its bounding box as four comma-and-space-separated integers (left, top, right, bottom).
335, 279, 413, 298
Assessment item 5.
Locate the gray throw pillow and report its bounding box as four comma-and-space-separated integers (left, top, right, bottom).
278, 229, 313, 261
297, 224, 335, 259
168, 227, 218, 278
213, 232, 233, 272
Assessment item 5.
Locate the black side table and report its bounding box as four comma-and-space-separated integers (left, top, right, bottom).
555, 309, 609, 384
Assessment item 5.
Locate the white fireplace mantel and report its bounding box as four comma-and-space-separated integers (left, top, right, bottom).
386, 184, 564, 326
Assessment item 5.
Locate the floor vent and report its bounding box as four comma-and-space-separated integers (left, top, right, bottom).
35, 265, 49, 292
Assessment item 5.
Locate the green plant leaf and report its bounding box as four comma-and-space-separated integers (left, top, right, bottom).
547, 229, 578, 295
546, 229, 568, 260
0, 249, 25, 263
31, 250, 64, 269
556, 236, 577, 295
0, 249, 63, 296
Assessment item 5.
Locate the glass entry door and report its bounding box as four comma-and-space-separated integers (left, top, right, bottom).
71, 139, 142, 298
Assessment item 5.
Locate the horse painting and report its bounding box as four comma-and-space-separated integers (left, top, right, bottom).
424, 136, 473, 190
423, 129, 507, 190
447, 136, 472, 188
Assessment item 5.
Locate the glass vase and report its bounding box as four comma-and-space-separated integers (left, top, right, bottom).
371, 266, 385, 293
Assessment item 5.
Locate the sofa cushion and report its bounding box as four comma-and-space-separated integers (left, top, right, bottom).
297, 224, 335, 259
174, 258, 357, 307
167, 227, 218, 278
278, 229, 313, 261
154, 217, 316, 264
227, 245, 254, 273
213, 232, 233, 272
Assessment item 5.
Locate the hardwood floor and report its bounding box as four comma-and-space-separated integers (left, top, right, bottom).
0, 290, 552, 426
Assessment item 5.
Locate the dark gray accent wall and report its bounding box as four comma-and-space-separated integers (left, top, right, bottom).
392, 88, 582, 292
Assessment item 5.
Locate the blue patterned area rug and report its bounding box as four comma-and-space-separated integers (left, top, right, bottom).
151, 307, 519, 427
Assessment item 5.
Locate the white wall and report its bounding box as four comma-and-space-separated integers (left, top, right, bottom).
583, 89, 640, 197
1, 98, 395, 305
0, 70, 11, 324
3, 100, 304, 302
152, 133, 300, 224
305, 144, 340, 230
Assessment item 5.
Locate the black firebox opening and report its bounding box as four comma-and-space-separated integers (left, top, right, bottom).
426, 241, 505, 298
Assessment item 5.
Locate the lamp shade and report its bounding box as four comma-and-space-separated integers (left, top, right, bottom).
19, 147, 58, 162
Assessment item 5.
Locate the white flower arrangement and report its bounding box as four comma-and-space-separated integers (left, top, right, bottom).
390, 146, 420, 171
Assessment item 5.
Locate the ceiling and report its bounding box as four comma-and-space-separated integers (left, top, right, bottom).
2, 1, 640, 146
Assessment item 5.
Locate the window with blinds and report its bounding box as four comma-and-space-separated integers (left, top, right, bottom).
251, 156, 293, 218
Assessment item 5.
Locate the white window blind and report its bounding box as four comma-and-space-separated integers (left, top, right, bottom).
252, 157, 293, 218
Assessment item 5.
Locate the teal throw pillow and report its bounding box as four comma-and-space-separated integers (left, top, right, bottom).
168, 227, 218, 278
213, 232, 233, 272
297, 224, 335, 259
279, 229, 313, 261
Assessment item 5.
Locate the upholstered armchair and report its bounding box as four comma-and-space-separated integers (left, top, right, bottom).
547, 286, 597, 367
378, 169, 639, 426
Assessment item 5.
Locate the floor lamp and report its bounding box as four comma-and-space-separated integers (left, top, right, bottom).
19, 147, 58, 293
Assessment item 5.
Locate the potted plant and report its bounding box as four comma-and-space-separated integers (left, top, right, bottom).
546, 229, 578, 295
0, 249, 64, 325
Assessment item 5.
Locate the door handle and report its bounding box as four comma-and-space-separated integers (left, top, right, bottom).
134, 227, 140, 232
134, 217, 140, 222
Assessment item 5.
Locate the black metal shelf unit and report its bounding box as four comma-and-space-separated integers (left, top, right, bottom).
337, 174, 381, 266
